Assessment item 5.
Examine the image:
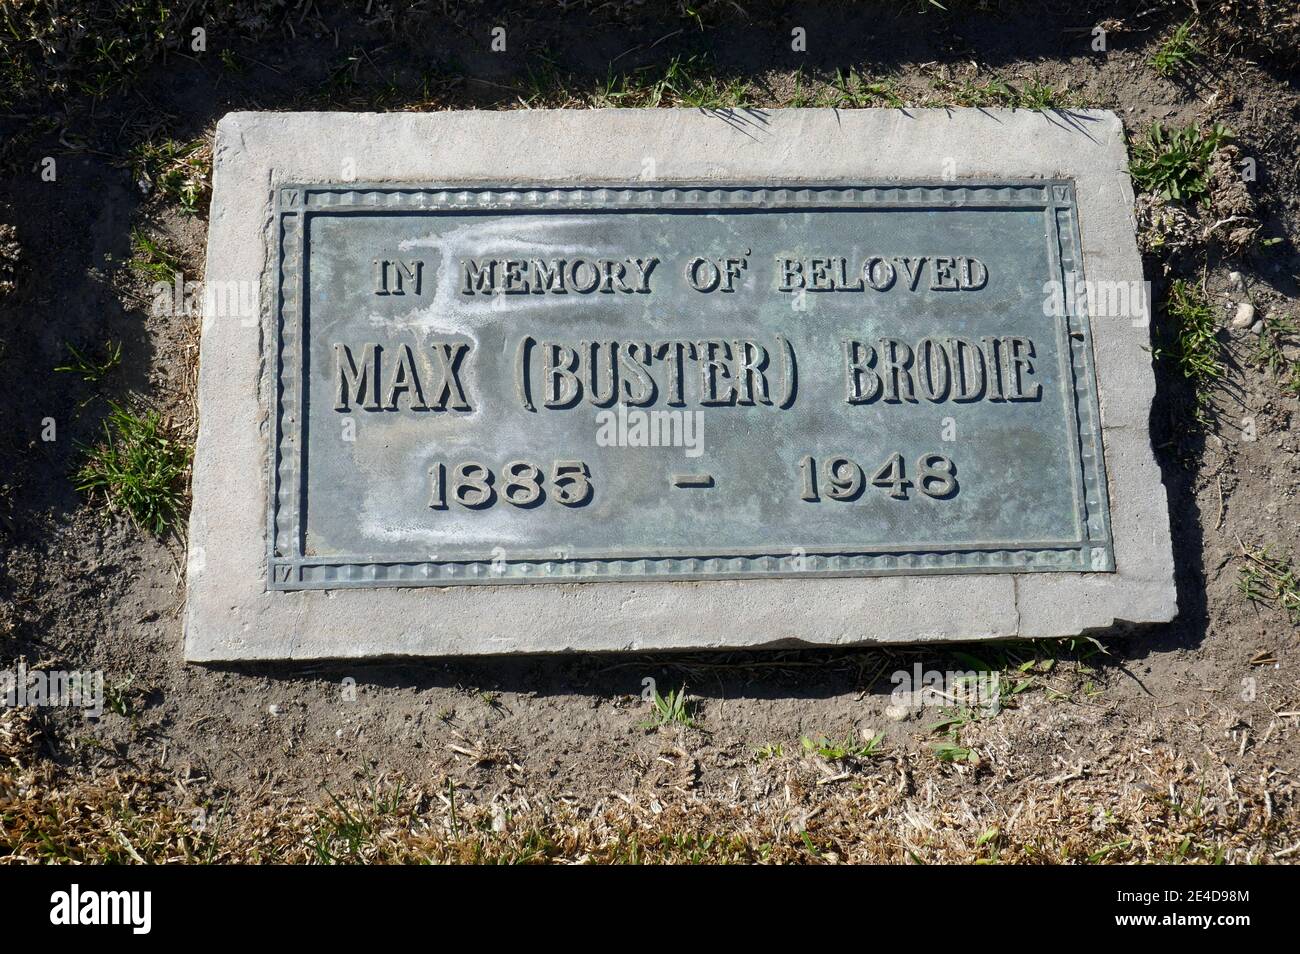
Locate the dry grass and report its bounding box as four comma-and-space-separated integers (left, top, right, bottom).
2, 706, 1293, 864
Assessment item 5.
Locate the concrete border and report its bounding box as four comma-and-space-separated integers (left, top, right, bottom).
186, 108, 1177, 661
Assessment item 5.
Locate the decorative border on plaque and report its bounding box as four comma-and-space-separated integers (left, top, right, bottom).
269, 181, 1113, 589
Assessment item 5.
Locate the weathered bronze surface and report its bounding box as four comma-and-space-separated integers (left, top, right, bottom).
269, 182, 1112, 588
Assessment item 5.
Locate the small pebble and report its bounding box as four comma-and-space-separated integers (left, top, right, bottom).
884, 704, 911, 722
1231, 302, 1255, 328
1250, 320, 1264, 335
267, 703, 282, 716
1228, 270, 1244, 290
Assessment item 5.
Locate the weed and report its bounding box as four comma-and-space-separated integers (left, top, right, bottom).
75, 402, 190, 535
1130, 122, 1230, 204
943, 649, 1025, 709
1150, 20, 1201, 77
478, 690, 506, 716
928, 705, 983, 764
641, 684, 697, 729
1237, 545, 1300, 624
974, 826, 1001, 863
799, 830, 821, 857
823, 69, 905, 108
218, 49, 243, 74
928, 709, 981, 736
1088, 840, 1133, 862
196, 798, 231, 865
129, 138, 211, 215
129, 229, 181, 282
1251, 312, 1299, 393
932, 741, 976, 763
1154, 278, 1221, 415
801, 732, 883, 761
681, 4, 706, 30
105, 675, 135, 717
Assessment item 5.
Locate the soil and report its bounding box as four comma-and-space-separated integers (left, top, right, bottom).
0, 1, 1297, 862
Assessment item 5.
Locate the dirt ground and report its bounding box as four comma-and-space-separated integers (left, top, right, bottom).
0, 1, 1298, 862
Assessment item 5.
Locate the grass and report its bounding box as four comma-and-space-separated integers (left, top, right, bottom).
592, 62, 1057, 112
1150, 20, 1201, 77
1154, 278, 1222, 415
641, 684, 697, 729
657, 55, 750, 108
0, 0, 194, 105
54, 340, 121, 384
822, 69, 905, 108
477, 690, 507, 717
1130, 122, 1230, 204
2, 714, 1288, 864
311, 781, 413, 864
74, 402, 190, 535
593, 54, 750, 110
787, 68, 819, 107
129, 229, 182, 282
934, 76, 1072, 110
509, 51, 755, 110
129, 138, 212, 215
517, 52, 571, 107
1237, 545, 1300, 624
1011, 80, 1071, 110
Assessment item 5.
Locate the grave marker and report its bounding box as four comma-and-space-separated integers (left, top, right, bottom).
186, 109, 1176, 659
